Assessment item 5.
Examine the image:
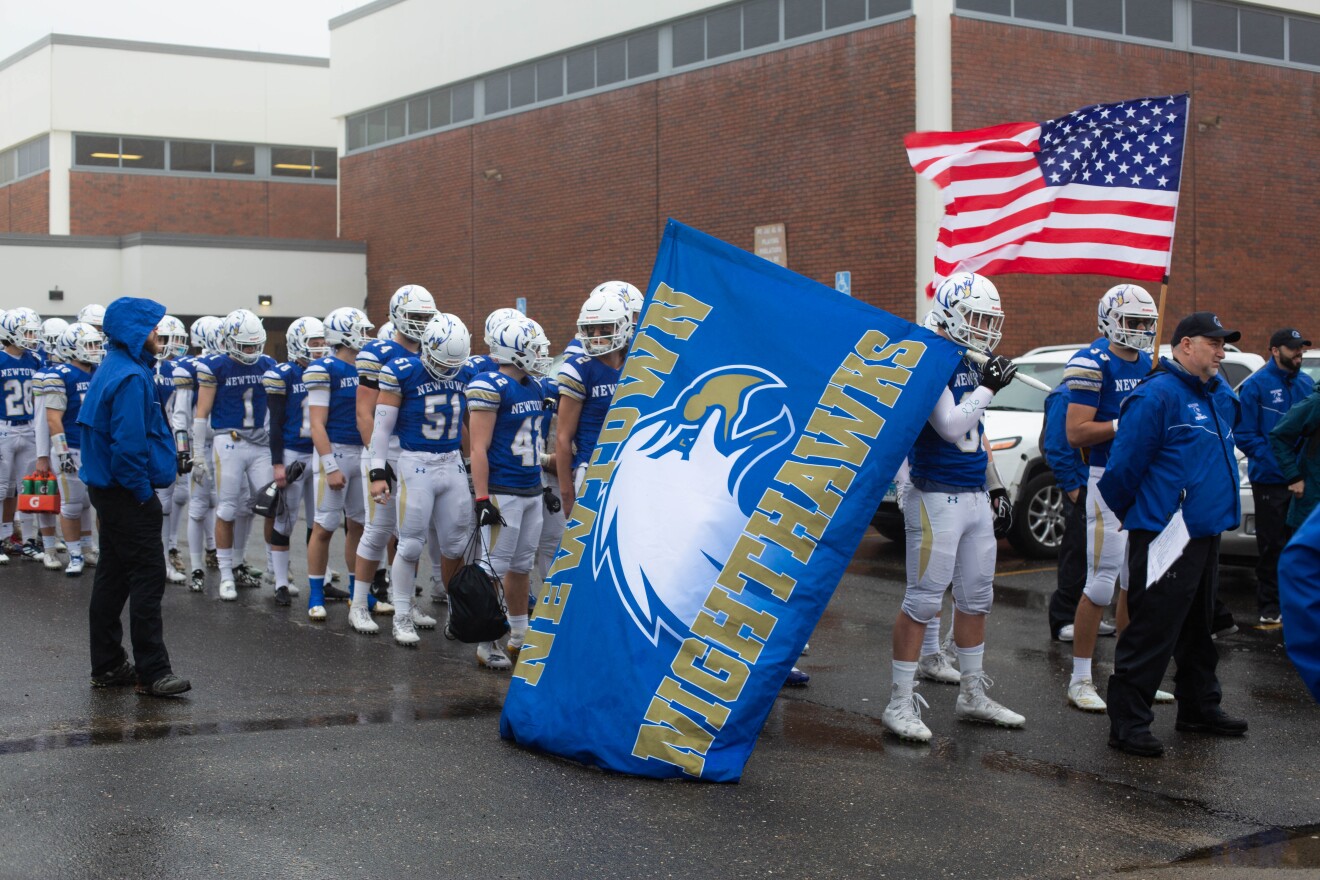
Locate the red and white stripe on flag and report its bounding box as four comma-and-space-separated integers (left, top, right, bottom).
906, 96, 1188, 293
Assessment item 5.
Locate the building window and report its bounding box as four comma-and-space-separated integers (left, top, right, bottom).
170, 140, 213, 172
73, 135, 331, 181
0, 135, 49, 186
215, 143, 256, 175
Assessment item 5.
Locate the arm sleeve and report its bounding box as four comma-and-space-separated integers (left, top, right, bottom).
1270, 396, 1320, 484
267, 394, 287, 465
34, 392, 50, 458
307, 389, 330, 408
111, 378, 155, 503
191, 417, 209, 462
370, 404, 399, 470
927, 385, 992, 444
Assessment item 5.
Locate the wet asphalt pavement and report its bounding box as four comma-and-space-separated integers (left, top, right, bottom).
1, 531, 1317, 880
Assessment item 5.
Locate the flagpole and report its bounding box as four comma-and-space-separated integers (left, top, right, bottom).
1153, 274, 1169, 359
1153, 94, 1190, 366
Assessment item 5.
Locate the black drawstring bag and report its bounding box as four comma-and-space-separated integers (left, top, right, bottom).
444, 527, 510, 643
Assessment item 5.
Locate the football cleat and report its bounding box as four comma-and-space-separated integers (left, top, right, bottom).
370, 597, 394, 615
411, 606, 437, 630
393, 616, 421, 647
0, 548, 8, 565
274, 586, 291, 607
165, 567, 186, 584
349, 604, 379, 634
784, 667, 811, 687
218, 580, 237, 601
918, 651, 961, 685
168, 549, 186, 574
505, 632, 525, 661
882, 688, 932, 743
82, 547, 99, 567
41, 551, 63, 571
20, 539, 43, 560
308, 604, 327, 621
1154, 689, 1175, 704
189, 569, 205, 593
65, 556, 85, 577
1098, 620, 1117, 637
476, 641, 512, 671
1067, 679, 1107, 712
956, 673, 1025, 728
205, 548, 219, 570
233, 564, 261, 589
327, 567, 342, 583
322, 583, 350, 602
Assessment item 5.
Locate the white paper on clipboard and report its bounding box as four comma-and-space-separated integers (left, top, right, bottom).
1146, 508, 1190, 588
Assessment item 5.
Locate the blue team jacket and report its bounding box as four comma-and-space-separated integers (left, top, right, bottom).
1042, 382, 1086, 493
1098, 358, 1241, 537
1235, 359, 1314, 485
1280, 505, 1320, 702
77, 297, 177, 503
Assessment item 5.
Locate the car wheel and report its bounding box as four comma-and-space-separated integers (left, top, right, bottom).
871, 504, 906, 543
1009, 472, 1064, 559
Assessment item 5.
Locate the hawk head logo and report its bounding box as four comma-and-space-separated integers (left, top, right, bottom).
595, 366, 794, 645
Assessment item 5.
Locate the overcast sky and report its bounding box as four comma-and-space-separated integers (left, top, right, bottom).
0, 0, 361, 61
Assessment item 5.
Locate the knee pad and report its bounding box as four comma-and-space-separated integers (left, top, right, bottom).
60, 501, 84, 521
216, 500, 238, 522
1083, 579, 1116, 608
357, 525, 387, 559
952, 580, 994, 616
269, 528, 290, 549
314, 509, 343, 533
900, 591, 944, 626
396, 536, 424, 564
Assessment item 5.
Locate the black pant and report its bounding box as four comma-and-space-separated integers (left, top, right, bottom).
1253, 482, 1293, 617
1107, 531, 1222, 739
87, 486, 172, 684
1048, 486, 1087, 638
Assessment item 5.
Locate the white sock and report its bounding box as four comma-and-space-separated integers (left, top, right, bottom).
0, 522, 13, 542
352, 577, 371, 609
188, 518, 207, 572
390, 555, 417, 611
509, 614, 529, 640
271, 549, 291, 588
81, 535, 96, 552
218, 547, 234, 583
205, 510, 216, 550
921, 618, 941, 656
956, 643, 985, 677
233, 514, 252, 561
892, 660, 918, 697
1071, 656, 1093, 685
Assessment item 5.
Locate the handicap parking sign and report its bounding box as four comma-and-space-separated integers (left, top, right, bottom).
835, 271, 851, 296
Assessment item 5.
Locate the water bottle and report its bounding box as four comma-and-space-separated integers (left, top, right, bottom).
45, 477, 58, 495
22, 477, 34, 496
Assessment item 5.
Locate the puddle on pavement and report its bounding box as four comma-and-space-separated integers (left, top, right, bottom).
0, 695, 503, 756
774, 699, 887, 753
1163, 824, 1320, 871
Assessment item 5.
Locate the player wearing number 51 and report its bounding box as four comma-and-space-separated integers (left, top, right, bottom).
1097, 312, 1247, 758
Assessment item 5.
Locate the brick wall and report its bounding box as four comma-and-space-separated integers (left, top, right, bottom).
70, 173, 337, 240
952, 18, 1320, 358
0, 173, 49, 233
340, 20, 917, 350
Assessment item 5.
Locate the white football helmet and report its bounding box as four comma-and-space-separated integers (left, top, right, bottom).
419, 314, 472, 381
0, 309, 42, 352
576, 291, 632, 356
41, 318, 69, 355
286, 316, 329, 363
190, 316, 219, 354
1098, 284, 1158, 353
323, 307, 374, 351
155, 315, 189, 361
376, 321, 395, 341
490, 316, 552, 376
930, 273, 1004, 353
593, 280, 643, 318
77, 304, 105, 328
483, 308, 524, 349
222, 308, 267, 365
389, 285, 439, 342
61, 321, 105, 366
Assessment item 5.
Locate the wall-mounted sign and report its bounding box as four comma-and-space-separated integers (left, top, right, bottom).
753, 223, 787, 267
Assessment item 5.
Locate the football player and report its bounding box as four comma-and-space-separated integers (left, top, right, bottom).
30, 318, 70, 567
173, 316, 222, 590
466, 316, 552, 669
882, 273, 1025, 743
0, 308, 43, 564
368, 313, 473, 645
191, 309, 277, 601
306, 307, 373, 623
152, 315, 190, 585
1063, 285, 1165, 712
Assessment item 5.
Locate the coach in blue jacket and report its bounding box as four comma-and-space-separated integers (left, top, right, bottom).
1097, 312, 1245, 757
78, 297, 190, 697
1236, 328, 1313, 624
1042, 381, 1096, 641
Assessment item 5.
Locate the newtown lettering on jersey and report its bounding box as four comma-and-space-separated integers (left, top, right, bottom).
0, 367, 32, 379
1113, 377, 1141, 392
223, 374, 266, 387
509, 399, 542, 415
952, 370, 979, 388
591, 383, 617, 399
336, 376, 359, 390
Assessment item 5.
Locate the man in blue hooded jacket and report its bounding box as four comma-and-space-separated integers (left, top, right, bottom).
1098, 312, 1246, 757
78, 297, 191, 697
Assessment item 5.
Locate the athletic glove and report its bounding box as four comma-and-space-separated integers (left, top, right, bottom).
475, 497, 505, 527
191, 457, 209, 480
979, 354, 1017, 394
542, 486, 562, 514
58, 454, 76, 475
990, 488, 1013, 539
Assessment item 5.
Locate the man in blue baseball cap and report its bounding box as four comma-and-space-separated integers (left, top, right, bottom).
78, 296, 191, 697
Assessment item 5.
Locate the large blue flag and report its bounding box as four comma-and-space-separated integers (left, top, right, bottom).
500, 220, 963, 781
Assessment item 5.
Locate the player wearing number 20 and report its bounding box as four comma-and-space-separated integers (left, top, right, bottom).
193, 309, 278, 602
467, 316, 553, 672
882, 272, 1025, 745
370, 314, 474, 647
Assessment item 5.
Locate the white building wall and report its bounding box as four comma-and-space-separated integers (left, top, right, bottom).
0, 46, 53, 151
0, 238, 366, 320
330, 0, 717, 117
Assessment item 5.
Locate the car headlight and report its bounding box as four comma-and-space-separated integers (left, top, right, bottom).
989, 436, 1021, 451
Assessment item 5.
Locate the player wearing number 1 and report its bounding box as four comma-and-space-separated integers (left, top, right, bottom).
467, 316, 552, 670
369, 314, 474, 646
882, 272, 1025, 744
191, 309, 277, 602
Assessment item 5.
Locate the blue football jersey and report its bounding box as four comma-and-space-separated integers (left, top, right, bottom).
153, 359, 177, 411
562, 338, 585, 357
457, 353, 500, 387
356, 338, 412, 389
304, 355, 362, 446
466, 370, 544, 492
197, 353, 276, 437
45, 362, 95, 449
909, 360, 988, 489
263, 360, 314, 454
556, 353, 621, 469
0, 348, 41, 423
379, 355, 467, 453
1063, 337, 1151, 468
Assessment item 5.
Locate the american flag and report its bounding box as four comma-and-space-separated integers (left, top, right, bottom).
906, 94, 1189, 293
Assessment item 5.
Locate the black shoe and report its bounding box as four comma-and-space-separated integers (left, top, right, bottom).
136, 674, 192, 697
234, 564, 261, 589
1108, 729, 1164, 757
189, 569, 206, 593
91, 659, 136, 688
371, 569, 390, 603
323, 583, 350, 602
1175, 708, 1248, 737
274, 585, 291, 607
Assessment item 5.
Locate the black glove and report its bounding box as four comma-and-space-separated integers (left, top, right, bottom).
979, 354, 1017, 393
990, 488, 1013, 539
475, 497, 505, 527
59, 454, 77, 475
542, 486, 561, 514
542, 395, 558, 414
176, 451, 193, 476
